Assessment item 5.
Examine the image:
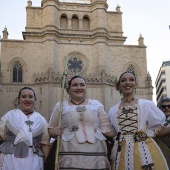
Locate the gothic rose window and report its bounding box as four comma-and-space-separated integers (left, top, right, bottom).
67, 57, 84, 74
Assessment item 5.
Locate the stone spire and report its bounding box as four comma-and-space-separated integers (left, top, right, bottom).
27, 0, 32, 7
145, 72, 153, 96
116, 4, 121, 12
138, 33, 144, 46
2, 26, 8, 40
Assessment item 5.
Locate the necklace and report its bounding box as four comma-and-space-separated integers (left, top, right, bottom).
122, 97, 135, 103
71, 99, 85, 105
25, 111, 34, 116
70, 99, 86, 112
25, 120, 34, 132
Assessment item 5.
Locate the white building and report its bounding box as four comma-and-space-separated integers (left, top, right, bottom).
155, 61, 170, 103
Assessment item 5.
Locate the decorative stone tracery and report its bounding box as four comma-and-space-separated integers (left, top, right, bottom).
32, 71, 117, 87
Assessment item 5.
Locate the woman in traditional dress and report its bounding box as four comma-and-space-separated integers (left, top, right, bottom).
108, 70, 170, 170
0, 87, 50, 170
48, 75, 116, 170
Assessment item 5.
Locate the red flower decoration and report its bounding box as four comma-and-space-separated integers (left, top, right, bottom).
66, 78, 71, 93
115, 80, 120, 91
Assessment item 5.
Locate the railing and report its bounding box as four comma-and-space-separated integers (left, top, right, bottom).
59, 0, 91, 4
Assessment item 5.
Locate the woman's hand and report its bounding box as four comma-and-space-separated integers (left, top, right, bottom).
54, 127, 62, 136
48, 127, 62, 139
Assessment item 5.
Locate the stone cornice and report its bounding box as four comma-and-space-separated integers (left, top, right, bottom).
23, 29, 126, 43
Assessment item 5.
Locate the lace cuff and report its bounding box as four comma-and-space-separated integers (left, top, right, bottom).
0, 119, 7, 139
41, 124, 51, 145
99, 113, 114, 133
100, 123, 114, 133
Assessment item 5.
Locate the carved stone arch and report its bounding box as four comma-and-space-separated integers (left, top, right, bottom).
71, 14, 79, 29
123, 62, 140, 74
123, 62, 140, 83
8, 57, 27, 72
72, 14, 79, 19
83, 14, 90, 30
67, 51, 89, 75
60, 13, 68, 18
60, 13, 68, 28
83, 14, 90, 20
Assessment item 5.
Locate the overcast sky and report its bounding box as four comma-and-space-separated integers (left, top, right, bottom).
0, 0, 170, 102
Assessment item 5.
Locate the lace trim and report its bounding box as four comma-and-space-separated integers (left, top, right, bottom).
33, 123, 47, 137
125, 142, 134, 170
39, 123, 50, 145
100, 124, 114, 133
58, 155, 110, 169
110, 138, 118, 163
139, 141, 153, 166
62, 127, 106, 142
6, 120, 30, 145
6, 119, 19, 135
0, 120, 6, 139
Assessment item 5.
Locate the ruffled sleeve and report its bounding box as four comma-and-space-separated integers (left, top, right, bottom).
141, 100, 166, 130
40, 122, 50, 145
145, 100, 165, 130
88, 99, 104, 108
49, 102, 60, 127
98, 107, 114, 133
137, 99, 165, 137
49, 101, 68, 127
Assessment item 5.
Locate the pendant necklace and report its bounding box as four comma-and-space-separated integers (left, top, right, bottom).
70, 99, 85, 105
24, 111, 34, 132
70, 99, 86, 113
25, 120, 34, 132
25, 111, 34, 116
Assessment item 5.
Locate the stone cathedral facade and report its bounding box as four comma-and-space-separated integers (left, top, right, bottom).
0, 0, 153, 120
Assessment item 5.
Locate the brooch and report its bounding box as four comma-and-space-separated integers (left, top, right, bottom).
76, 106, 86, 112
134, 131, 147, 142
25, 120, 34, 132
69, 125, 79, 132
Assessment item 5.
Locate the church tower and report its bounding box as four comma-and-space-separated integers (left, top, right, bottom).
0, 0, 153, 119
